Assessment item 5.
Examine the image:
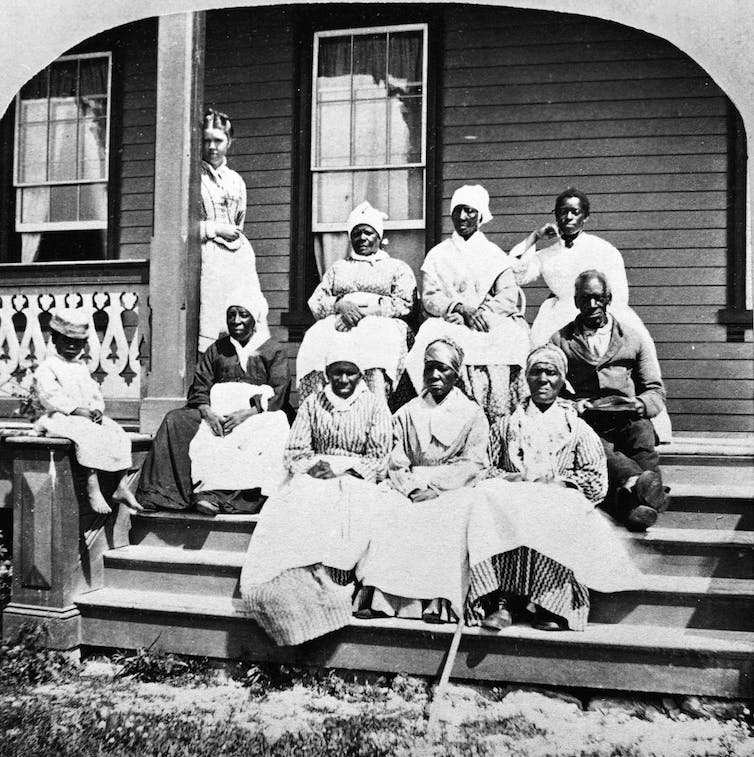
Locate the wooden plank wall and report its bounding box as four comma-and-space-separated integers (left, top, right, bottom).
441, 6, 753, 434
204, 8, 296, 376
115, 19, 158, 261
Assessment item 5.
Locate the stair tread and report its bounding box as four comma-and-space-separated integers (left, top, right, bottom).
107, 544, 245, 567
134, 510, 260, 524
662, 465, 753, 499
626, 527, 754, 547
106, 545, 754, 595
76, 587, 754, 654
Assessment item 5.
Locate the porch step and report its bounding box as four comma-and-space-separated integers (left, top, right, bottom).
659, 436, 754, 467
621, 528, 754, 578
102, 543, 754, 630
129, 511, 259, 552
76, 587, 754, 699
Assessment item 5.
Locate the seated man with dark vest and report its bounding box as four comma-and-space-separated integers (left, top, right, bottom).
550, 269, 668, 531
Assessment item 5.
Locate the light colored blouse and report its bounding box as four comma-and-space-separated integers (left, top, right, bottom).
308, 254, 416, 321
422, 231, 519, 319
499, 397, 608, 505
200, 159, 247, 248
35, 354, 104, 415
389, 387, 490, 496
284, 385, 393, 482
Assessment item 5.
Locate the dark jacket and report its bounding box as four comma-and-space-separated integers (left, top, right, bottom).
187, 336, 291, 414
550, 316, 666, 418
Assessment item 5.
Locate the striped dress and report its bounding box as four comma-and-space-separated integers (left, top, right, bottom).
468, 398, 611, 631
240, 384, 393, 645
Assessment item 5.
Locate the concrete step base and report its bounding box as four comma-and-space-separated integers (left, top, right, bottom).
76, 588, 754, 699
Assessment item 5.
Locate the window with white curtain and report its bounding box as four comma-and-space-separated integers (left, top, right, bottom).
311, 25, 427, 278
14, 53, 111, 262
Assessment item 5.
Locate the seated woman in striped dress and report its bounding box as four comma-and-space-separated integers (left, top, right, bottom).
468, 344, 640, 632
296, 201, 417, 409
240, 342, 393, 646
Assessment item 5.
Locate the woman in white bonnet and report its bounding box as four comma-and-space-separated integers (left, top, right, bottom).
33, 307, 141, 514
297, 201, 417, 408
137, 288, 291, 515
407, 185, 530, 458
241, 337, 393, 646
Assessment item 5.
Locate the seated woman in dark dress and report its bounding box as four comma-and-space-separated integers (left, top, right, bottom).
136, 288, 291, 515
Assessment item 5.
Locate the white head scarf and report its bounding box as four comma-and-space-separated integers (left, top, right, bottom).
324, 336, 365, 374
346, 201, 388, 239
450, 185, 493, 226
224, 287, 271, 363
323, 338, 367, 410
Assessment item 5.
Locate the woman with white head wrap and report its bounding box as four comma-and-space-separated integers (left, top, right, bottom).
241, 331, 393, 646
406, 184, 530, 460
297, 200, 418, 408
137, 288, 291, 515
353, 337, 490, 624
466, 343, 641, 633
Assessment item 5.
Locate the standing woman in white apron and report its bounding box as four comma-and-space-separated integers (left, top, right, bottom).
198, 108, 262, 352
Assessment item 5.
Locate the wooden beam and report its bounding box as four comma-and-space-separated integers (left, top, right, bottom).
141, 12, 205, 433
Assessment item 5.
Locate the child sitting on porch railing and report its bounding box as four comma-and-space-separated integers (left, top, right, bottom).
32, 308, 143, 515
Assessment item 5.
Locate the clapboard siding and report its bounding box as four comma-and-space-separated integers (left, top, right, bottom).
441, 6, 746, 433
204, 7, 295, 344
114, 19, 157, 261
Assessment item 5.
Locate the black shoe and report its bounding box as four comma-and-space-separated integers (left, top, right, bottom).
634, 470, 666, 511
532, 606, 567, 631
626, 504, 659, 532
482, 598, 513, 631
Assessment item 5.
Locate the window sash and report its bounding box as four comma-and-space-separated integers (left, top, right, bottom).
13, 52, 112, 191
311, 24, 427, 231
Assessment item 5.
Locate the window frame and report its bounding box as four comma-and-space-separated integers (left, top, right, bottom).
13, 50, 113, 234
310, 23, 429, 234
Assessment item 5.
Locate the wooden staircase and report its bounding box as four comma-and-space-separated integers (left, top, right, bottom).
76, 441, 754, 699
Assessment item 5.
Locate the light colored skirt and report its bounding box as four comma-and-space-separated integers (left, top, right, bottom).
198, 237, 260, 353
36, 413, 131, 471
355, 486, 474, 621
467, 479, 641, 623
240, 473, 382, 644
189, 410, 289, 496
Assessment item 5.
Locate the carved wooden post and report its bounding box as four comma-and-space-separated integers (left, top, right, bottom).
2, 437, 135, 649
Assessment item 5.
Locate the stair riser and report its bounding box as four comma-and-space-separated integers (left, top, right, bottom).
129, 522, 254, 552
77, 607, 754, 699
628, 545, 753, 579
590, 594, 754, 631
104, 558, 752, 632
104, 564, 242, 597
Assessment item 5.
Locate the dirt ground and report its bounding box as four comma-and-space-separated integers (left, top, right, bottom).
2, 664, 752, 756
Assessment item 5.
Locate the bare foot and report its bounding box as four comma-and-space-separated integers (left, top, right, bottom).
88, 490, 112, 515
113, 485, 144, 512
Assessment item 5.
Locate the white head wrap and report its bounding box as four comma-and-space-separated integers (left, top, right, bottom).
224, 287, 269, 328
346, 201, 388, 239
450, 185, 493, 226
50, 308, 90, 340
324, 336, 365, 373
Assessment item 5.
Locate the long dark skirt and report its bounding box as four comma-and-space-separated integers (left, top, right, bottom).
136, 407, 265, 513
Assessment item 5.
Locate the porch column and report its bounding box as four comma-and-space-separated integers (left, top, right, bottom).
141, 12, 205, 434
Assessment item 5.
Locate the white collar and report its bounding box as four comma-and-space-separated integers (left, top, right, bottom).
348, 248, 389, 263
229, 327, 269, 373
413, 387, 470, 448
324, 380, 368, 412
